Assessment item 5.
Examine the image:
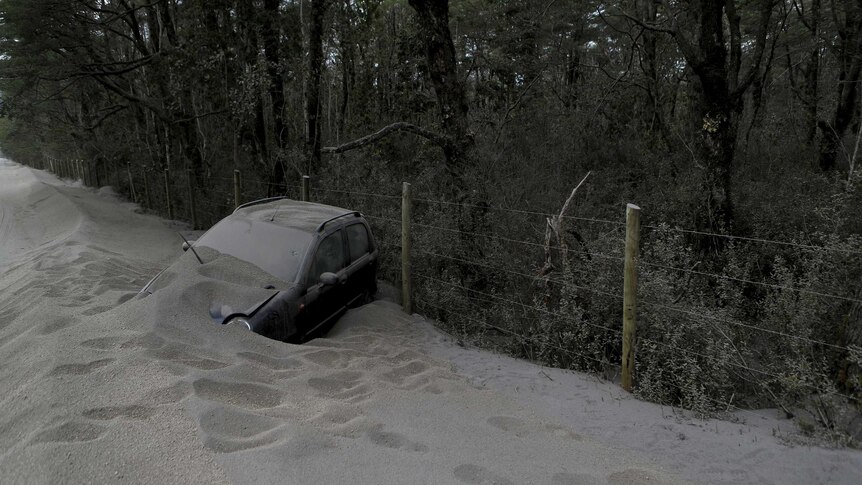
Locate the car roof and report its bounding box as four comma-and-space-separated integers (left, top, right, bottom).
231, 198, 360, 234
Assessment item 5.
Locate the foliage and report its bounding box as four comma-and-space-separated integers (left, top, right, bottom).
0, 0, 860, 444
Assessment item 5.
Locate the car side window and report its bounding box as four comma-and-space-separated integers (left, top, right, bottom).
307, 231, 344, 286
345, 223, 370, 263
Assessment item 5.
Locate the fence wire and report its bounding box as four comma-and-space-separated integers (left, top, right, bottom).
416, 272, 622, 335
640, 259, 862, 303
34, 159, 862, 418
643, 224, 862, 256
416, 298, 620, 369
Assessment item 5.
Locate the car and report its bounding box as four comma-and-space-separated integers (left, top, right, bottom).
139, 197, 378, 343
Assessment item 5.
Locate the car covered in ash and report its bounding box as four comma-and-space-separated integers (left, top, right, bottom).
139, 197, 378, 343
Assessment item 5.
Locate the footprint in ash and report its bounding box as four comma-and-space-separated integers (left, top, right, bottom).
550, 472, 604, 485
192, 378, 284, 409
143, 340, 229, 371
307, 370, 371, 402
196, 406, 282, 453
33, 422, 106, 443
48, 358, 114, 376
142, 381, 192, 405
452, 464, 515, 485
607, 468, 672, 485
366, 424, 428, 453
486, 416, 533, 438
36, 315, 76, 335
80, 336, 126, 350
82, 405, 156, 421
382, 360, 430, 386
237, 351, 303, 371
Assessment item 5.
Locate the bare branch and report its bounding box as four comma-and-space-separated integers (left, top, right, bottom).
494, 67, 546, 144
733, 0, 779, 98
612, 10, 676, 35
321, 122, 449, 154
172, 110, 229, 125
538, 171, 592, 288
83, 104, 129, 132
90, 75, 168, 122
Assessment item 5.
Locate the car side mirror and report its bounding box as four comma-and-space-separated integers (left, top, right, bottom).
319, 272, 338, 286
182, 240, 196, 252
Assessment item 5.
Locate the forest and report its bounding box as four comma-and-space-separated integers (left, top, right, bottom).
0, 0, 860, 444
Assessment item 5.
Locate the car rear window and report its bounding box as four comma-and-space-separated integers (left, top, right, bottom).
345, 223, 370, 263
196, 217, 312, 283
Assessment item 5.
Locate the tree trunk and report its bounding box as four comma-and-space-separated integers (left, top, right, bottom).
305, 0, 327, 175
408, 0, 488, 289
804, 0, 821, 145
686, 0, 736, 237
339, 45, 353, 139
263, 0, 287, 189
666, 0, 773, 240
636, 0, 670, 143
235, 0, 269, 175
819, 0, 862, 171
407, 0, 473, 175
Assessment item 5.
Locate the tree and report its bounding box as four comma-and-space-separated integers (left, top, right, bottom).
306, 0, 328, 175
407, 0, 473, 176
631, 0, 776, 238
818, 0, 862, 172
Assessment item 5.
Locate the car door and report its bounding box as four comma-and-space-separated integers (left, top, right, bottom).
300, 229, 348, 337
343, 222, 376, 307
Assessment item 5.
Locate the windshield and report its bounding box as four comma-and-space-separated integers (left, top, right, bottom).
195, 217, 312, 283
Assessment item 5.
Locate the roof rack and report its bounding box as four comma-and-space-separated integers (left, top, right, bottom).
316, 211, 361, 233
233, 196, 290, 213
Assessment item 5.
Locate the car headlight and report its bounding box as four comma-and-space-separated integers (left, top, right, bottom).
224, 316, 251, 330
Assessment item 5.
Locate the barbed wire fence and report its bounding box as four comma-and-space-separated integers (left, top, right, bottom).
33, 154, 862, 430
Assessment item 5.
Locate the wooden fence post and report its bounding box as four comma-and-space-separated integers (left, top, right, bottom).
127, 163, 137, 203
621, 203, 641, 392
401, 182, 412, 314
187, 169, 197, 229
301, 175, 310, 202
233, 169, 242, 209
164, 168, 173, 219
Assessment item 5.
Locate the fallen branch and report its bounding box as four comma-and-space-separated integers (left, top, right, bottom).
321, 122, 449, 154
537, 171, 592, 289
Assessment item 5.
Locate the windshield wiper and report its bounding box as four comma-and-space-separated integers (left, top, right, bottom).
178, 232, 204, 264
